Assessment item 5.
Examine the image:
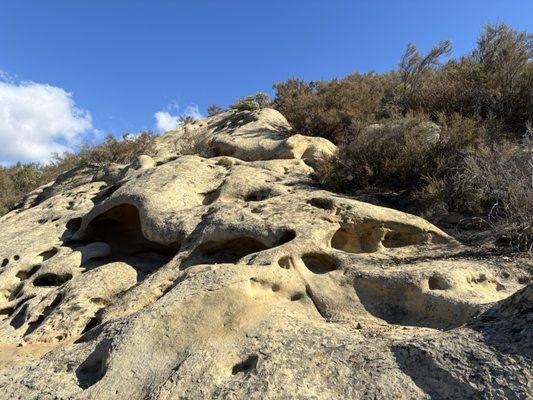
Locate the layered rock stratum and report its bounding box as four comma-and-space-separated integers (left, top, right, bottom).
0, 109, 531, 399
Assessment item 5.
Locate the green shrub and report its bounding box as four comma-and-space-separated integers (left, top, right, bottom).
230, 92, 271, 111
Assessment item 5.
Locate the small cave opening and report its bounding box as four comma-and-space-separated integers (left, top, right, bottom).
82, 204, 179, 274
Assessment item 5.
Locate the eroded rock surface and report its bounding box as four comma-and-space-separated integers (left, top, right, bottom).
0, 109, 530, 399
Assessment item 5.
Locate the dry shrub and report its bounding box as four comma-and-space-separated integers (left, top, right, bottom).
316, 116, 532, 250
274, 23, 532, 138
70, 132, 156, 166
317, 114, 487, 191
453, 133, 533, 250
170, 130, 213, 157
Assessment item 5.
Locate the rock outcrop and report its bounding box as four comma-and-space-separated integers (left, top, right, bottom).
0, 109, 530, 399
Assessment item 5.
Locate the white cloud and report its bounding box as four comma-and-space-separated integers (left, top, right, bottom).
0, 74, 92, 164
154, 111, 180, 133
153, 103, 203, 133
184, 104, 202, 120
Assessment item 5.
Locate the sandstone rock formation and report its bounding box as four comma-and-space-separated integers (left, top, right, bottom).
0, 109, 530, 399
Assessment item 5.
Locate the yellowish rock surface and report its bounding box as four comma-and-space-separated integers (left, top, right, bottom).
0, 109, 530, 399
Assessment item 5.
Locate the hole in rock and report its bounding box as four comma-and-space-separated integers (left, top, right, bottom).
91, 184, 121, 205
278, 256, 293, 269
33, 273, 73, 287
24, 293, 63, 336
36, 248, 58, 263
14, 255, 20, 261
232, 354, 259, 375
308, 197, 335, 211
66, 217, 82, 233
278, 230, 296, 244
184, 237, 269, 267
76, 345, 109, 389
81, 317, 101, 334
0, 306, 14, 316
10, 303, 29, 329
1, 258, 8, 267
428, 276, 451, 290
16, 264, 41, 280
82, 204, 179, 275
382, 231, 428, 248
9, 283, 24, 300
244, 188, 276, 202
202, 189, 221, 205
290, 292, 304, 301
353, 279, 478, 329
90, 297, 107, 306
301, 253, 339, 274
330, 228, 380, 254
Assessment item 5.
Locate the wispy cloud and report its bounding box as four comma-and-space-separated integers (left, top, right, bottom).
153, 102, 203, 133
0, 70, 93, 165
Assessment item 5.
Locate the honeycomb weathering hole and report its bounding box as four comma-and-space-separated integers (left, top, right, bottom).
33, 273, 73, 287
244, 188, 276, 202
76, 344, 109, 389
330, 227, 381, 253
37, 248, 58, 262
301, 253, 339, 274
66, 217, 83, 232
184, 237, 269, 267
353, 279, 477, 329
16, 264, 41, 280
428, 275, 451, 290
184, 230, 295, 268
83, 204, 179, 274
308, 197, 335, 211
382, 230, 429, 248
232, 354, 259, 375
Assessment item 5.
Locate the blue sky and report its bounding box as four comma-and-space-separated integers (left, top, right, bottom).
0, 0, 532, 164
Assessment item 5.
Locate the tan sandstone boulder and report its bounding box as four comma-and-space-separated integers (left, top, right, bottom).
0, 109, 530, 399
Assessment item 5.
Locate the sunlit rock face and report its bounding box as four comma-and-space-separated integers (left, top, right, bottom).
0, 109, 530, 400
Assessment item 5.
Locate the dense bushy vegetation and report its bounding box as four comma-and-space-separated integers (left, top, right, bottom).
273, 23, 532, 250
0, 132, 155, 215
